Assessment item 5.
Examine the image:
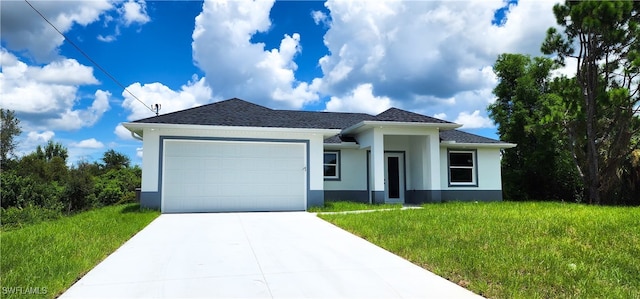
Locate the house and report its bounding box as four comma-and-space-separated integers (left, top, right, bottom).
123, 98, 515, 213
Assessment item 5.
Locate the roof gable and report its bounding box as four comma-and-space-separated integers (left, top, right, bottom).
375, 108, 453, 124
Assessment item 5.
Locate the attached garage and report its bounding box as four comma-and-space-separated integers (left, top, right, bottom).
161, 139, 307, 213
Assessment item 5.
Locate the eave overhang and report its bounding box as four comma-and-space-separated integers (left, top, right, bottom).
341, 121, 462, 135
122, 122, 342, 139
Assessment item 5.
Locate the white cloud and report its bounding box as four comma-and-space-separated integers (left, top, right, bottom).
0, 0, 113, 62
114, 124, 136, 140
454, 110, 494, 129
311, 10, 328, 26
136, 147, 143, 159
325, 83, 392, 115
27, 59, 99, 85
120, 0, 150, 26
46, 90, 111, 130
97, 34, 117, 43
121, 76, 212, 121
26, 131, 55, 144
14, 130, 55, 157
70, 138, 104, 149
192, 0, 318, 109
315, 0, 557, 123
434, 113, 447, 120
1, 50, 109, 130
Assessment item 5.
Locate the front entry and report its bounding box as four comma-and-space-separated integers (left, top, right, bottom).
384, 152, 405, 203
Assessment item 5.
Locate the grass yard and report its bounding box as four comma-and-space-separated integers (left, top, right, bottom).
318, 201, 640, 298
308, 201, 402, 213
0, 204, 159, 299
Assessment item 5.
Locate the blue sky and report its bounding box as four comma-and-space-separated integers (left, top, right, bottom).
1, 0, 560, 165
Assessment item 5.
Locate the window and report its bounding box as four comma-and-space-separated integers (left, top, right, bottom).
324, 151, 340, 180
448, 150, 476, 186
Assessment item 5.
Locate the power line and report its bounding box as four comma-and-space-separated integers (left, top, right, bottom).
24, 0, 156, 115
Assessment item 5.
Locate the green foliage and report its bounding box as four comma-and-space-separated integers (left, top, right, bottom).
35, 140, 69, 163
1, 205, 62, 230
488, 54, 583, 201
0, 204, 159, 298
101, 149, 131, 170
2, 136, 141, 217
541, 0, 640, 204
0, 170, 65, 210
63, 166, 98, 212
0, 109, 21, 167
320, 202, 640, 298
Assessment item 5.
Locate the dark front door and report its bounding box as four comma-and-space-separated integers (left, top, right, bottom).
384, 153, 404, 203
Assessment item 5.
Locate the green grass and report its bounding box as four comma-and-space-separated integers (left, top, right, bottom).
308, 201, 403, 213
319, 201, 640, 298
0, 203, 159, 299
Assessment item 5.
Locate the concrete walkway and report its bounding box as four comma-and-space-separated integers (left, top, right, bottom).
61, 212, 483, 298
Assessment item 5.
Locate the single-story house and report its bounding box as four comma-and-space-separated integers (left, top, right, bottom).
123, 98, 515, 213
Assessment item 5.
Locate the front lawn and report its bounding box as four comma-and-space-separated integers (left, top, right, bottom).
0, 204, 159, 299
309, 201, 402, 213
318, 201, 640, 298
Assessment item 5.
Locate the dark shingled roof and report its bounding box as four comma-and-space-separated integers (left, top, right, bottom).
324, 135, 358, 144
133, 98, 504, 144
133, 98, 375, 129
439, 130, 504, 144
133, 98, 453, 129
374, 108, 452, 124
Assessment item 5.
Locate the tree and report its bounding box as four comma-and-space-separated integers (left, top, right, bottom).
542, 1, 640, 204
488, 54, 583, 201
1, 109, 22, 169
101, 149, 130, 170
36, 140, 68, 163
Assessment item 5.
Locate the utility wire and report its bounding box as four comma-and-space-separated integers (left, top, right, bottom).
24, 0, 156, 114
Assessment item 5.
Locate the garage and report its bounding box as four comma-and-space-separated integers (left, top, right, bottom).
161, 139, 307, 213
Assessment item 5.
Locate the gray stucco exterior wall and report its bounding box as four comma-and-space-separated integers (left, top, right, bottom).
324, 190, 369, 203
308, 190, 325, 208
371, 191, 385, 204
405, 190, 442, 204
140, 192, 161, 210
441, 190, 503, 202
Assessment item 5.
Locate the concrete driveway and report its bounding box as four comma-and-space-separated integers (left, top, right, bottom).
61, 212, 483, 298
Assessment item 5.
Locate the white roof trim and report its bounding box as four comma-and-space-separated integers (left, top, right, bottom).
122, 122, 341, 138
323, 142, 360, 149
440, 142, 517, 149
341, 121, 461, 135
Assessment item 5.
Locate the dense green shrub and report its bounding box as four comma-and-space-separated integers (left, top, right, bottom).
94, 178, 124, 205
63, 166, 98, 212
0, 170, 65, 210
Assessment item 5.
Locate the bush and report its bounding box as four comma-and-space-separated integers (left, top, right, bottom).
95, 179, 124, 205
0, 205, 62, 229
0, 170, 65, 210
64, 167, 97, 212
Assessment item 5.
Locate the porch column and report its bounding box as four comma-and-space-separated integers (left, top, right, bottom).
427, 134, 442, 202
371, 130, 385, 204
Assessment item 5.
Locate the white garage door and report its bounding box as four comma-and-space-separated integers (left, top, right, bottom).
162, 139, 306, 213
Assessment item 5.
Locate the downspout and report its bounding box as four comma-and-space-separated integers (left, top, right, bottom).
131, 131, 143, 141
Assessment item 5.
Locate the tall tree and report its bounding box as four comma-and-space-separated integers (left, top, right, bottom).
489, 54, 582, 201
35, 140, 69, 163
101, 149, 130, 170
0, 109, 22, 168
542, 1, 640, 204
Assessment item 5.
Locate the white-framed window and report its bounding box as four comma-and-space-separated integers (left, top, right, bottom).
324, 151, 340, 180
448, 150, 477, 186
